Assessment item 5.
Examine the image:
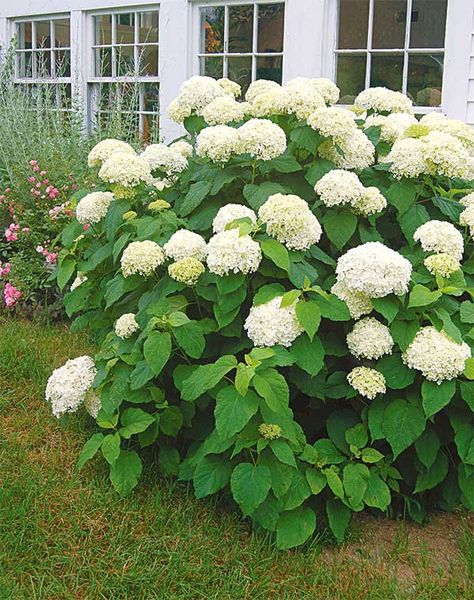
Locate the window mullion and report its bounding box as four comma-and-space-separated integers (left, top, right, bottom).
402, 0, 413, 95
366, 0, 374, 88
223, 4, 229, 77
252, 2, 258, 81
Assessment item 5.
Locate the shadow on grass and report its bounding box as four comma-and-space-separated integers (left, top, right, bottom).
0, 317, 472, 599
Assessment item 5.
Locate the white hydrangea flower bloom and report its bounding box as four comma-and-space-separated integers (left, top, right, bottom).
76, 191, 114, 225
284, 77, 340, 105
384, 137, 426, 179
365, 112, 417, 144
347, 366, 386, 399
346, 317, 394, 360
403, 326, 471, 383
115, 313, 140, 339
163, 229, 207, 261
202, 96, 247, 125
99, 152, 152, 188
421, 114, 474, 154
354, 87, 414, 114
459, 192, 474, 207
212, 204, 257, 233
331, 280, 373, 320
141, 144, 188, 175
258, 193, 322, 251
121, 240, 165, 277
314, 170, 365, 207
245, 79, 281, 103
45, 356, 97, 418
335, 241, 412, 299
413, 220, 463, 261
178, 75, 226, 112
318, 131, 375, 170
167, 96, 192, 123
88, 139, 135, 167
280, 86, 326, 120
206, 228, 261, 276
168, 257, 205, 285
244, 296, 304, 347
169, 140, 193, 158
84, 390, 101, 418
422, 131, 469, 179
236, 119, 287, 161
351, 187, 387, 217
460, 203, 474, 236
217, 77, 241, 98
70, 273, 88, 291
196, 125, 238, 163
307, 107, 358, 141
424, 253, 460, 277
250, 88, 287, 117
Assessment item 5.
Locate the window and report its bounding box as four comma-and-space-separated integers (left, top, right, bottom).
13, 16, 71, 111
335, 0, 447, 108
89, 8, 160, 140
198, 2, 285, 94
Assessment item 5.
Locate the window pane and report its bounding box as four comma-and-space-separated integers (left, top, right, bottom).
18, 22, 32, 49
138, 11, 159, 43
407, 53, 443, 106
116, 46, 136, 76
336, 54, 366, 102
95, 15, 112, 45
370, 53, 404, 89
372, 0, 407, 49
95, 48, 112, 77
53, 19, 70, 48
138, 45, 158, 76
36, 50, 52, 77
338, 0, 369, 49
18, 51, 33, 77
228, 4, 254, 53
116, 13, 135, 45
410, 0, 447, 48
228, 56, 252, 95
55, 49, 70, 77
35, 21, 51, 49
143, 83, 160, 113
200, 56, 224, 79
200, 7, 224, 54
256, 55, 282, 83
257, 3, 284, 53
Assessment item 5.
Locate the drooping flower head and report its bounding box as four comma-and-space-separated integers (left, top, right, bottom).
413, 220, 464, 260
45, 355, 97, 418
76, 191, 114, 225
115, 313, 140, 339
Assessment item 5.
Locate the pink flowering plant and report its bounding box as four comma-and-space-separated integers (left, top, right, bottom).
0, 159, 78, 310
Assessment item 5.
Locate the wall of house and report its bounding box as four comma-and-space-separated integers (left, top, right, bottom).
0, 0, 473, 139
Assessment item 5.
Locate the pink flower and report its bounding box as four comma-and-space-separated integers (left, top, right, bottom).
22, 227, 30, 233
28, 176, 36, 183
29, 160, 37, 166
83, 224, 90, 231
40, 170, 47, 176
45, 252, 57, 265
4, 282, 21, 307
0, 262, 11, 278
33, 165, 40, 172
36, 245, 44, 253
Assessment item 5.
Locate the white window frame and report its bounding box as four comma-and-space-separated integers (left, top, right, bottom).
86, 4, 160, 139
323, 0, 451, 114
10, 13, 73, 111
190, 0, 286, 86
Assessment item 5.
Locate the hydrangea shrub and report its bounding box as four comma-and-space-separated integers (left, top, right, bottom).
51, 76, 474, 549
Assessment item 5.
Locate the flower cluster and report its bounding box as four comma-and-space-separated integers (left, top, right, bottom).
163, 230, 207, 261
88, 139, 135, 167
315, 170, 386, 216
413, 220, 463, 261
335, 242, 412, 299
196, 125, 238, 163
98, 153, 152, 194
236, 119, 287, 161
244, 296, 303, 347
354, 87, 414, 114
206, 228, 261, 276
3, 282, 21, 307
258, 193, 322, 250
346, 317, 394, 360
115, 313, 140, 339
258, 423, 282, 440
45, 356, 97, 418
347, 366, 386, 399
364, 112, 417, 144
403, 326, 471, 383
202, 96, 247, 125
121, 240, 165, 277
168, 257, 205, 285
76, 191, 114, 225
167, 75, 227, 123
141, 144, 188, 175
423, 253, 460, 277
212, 204, 257, 233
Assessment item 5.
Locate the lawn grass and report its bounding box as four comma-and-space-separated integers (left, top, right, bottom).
0, 317, 472, 600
